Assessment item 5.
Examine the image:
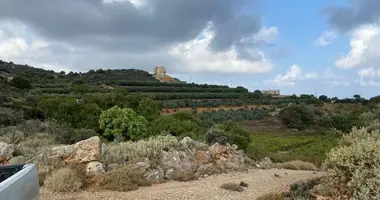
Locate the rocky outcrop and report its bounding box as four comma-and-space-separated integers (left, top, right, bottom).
86, 161, 105, 175
0, 142, 14, 164
52, 136, 101, 164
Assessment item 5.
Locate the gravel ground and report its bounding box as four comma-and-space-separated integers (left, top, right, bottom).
40, 169, 322, 200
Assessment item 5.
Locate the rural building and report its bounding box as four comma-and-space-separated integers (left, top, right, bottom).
261, 90, 280, 96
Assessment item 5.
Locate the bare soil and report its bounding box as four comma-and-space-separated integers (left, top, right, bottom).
40, 169, 322, 200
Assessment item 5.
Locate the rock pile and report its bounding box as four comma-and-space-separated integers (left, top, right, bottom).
1, 136, 253, 183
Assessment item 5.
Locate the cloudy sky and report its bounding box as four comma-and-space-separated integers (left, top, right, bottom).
0, 0, 380, 98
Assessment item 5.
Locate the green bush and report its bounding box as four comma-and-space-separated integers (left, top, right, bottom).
9, 76, 31, 89
204, 124, 251, 150
322, 127, 380, 199
0, 107, 24, 126
279, 104, 316, 130
99, 106, 149, 141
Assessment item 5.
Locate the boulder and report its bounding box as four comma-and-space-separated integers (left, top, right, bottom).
129, 161, 150, 175
8, 156, 26, 165
195, 151, 212, 164
86, 161, 105, 175
160, 149, 197, 172
52, 136, 101, 164
145, 168, 165, 183
209, 143, 230, 159
0, 142, 14, 163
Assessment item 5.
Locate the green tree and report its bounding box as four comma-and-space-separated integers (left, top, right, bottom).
318, 95, 329, 102
279, 104, 316, 130
99, 106, 148, 141
9, 76, 31, 89
137, 97, 160, 121
253, 90, 264, 99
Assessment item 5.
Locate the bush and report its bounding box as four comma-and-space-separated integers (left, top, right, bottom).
102, 135, 180, 166
9, 76, 31, 89
101, 165, 151, 192
279, 104, 316, 130
0, 107, 24, 126
44, 167, 84, 192
283, 178, 321, 199
46, 120, 97, 144
279, 160, 317, 171
220, 183, 244, 192
322, 126, 380, 199
99, 106, 149, 141
204, 124, 251, 150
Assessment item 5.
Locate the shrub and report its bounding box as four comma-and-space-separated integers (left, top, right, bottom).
46, 120, 97, 144
279, 104, 315, 130
279, 160, 317, 171
99, 106, 149, 141
9, 76, 31, 89
322, 126, 380, 199
101, 165, 151, 192
44, 167, 84, 192
220, 183, 244, 192
256, 193, 283, 200
170, 169, 199, 182
283, 178, 321, 199
102, 135, 180, 166
0, 107, 24, 126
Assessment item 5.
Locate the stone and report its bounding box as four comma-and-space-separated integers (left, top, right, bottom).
107, 163, 120, 172
86, 161, 105, 175
164, 168, 176, 180
231, 144, 238, 151
195, 151, 212, 164
197, 163, 217, 175
8, 156, 26, 165
160, 149, 197, 172
180, 137, 195, 149
257, 157, 273, 169
145, 168, 164, 183
52, 136, 101, 164
0, 142, 14, 163
129, 161, 150, 175
209, 143, 230, 159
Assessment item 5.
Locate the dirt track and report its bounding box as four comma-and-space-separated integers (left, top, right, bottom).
40, 169, 322, 200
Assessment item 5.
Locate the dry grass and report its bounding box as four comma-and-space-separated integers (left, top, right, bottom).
256, 192, 283, 200
101, 165, 151, 192
44, 167, 85, 192
220, 183, 244, 192
279, 160, 317, 171
171, 170, 199, 182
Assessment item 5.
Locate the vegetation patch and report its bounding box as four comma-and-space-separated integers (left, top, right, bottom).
279, 160, 317, 171
220, 183, 244, 192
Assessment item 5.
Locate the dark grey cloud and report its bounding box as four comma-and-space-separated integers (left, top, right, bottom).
325, 0, 380, 32
0, 0, 261, 53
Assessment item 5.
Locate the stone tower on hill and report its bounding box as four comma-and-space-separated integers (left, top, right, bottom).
152, 66, 178, 83
153, 66, 166, 77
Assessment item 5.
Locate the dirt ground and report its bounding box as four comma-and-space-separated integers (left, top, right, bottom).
40, 169, 322, 200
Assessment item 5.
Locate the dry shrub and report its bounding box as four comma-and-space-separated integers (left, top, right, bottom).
171, 170, 198, 182
220, 183, 244, 192
101, 165, 151, 192
44, 167, 85, 192
256, 193, 283, 200
322, 126, 380, 199
279, 160, 317, 171
102, 135, 180, 166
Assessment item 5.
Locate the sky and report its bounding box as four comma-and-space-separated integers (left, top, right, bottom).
0, 0, 380, 98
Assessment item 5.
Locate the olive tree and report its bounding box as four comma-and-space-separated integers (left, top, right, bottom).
99, 106, 148, 141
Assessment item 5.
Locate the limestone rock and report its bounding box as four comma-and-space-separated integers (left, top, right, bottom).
195, 151, 212, 164
86, 161, 105, 175
257, 157, 273, 169
160, 149, 197, 172
129, 161, 150, 175
8, 156, 26, 165
52, 136, 101, 164
0, 142, 14, 163
209, 143, 230, 159
145, 168, 165, 183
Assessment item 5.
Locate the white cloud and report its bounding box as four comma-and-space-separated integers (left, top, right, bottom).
335, 24, 380, 69
313, 31, 337, 46
357, 67, 380, 87
241, 26, 278, 44
169, 23, 274, 74
269, 64, 318, 87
